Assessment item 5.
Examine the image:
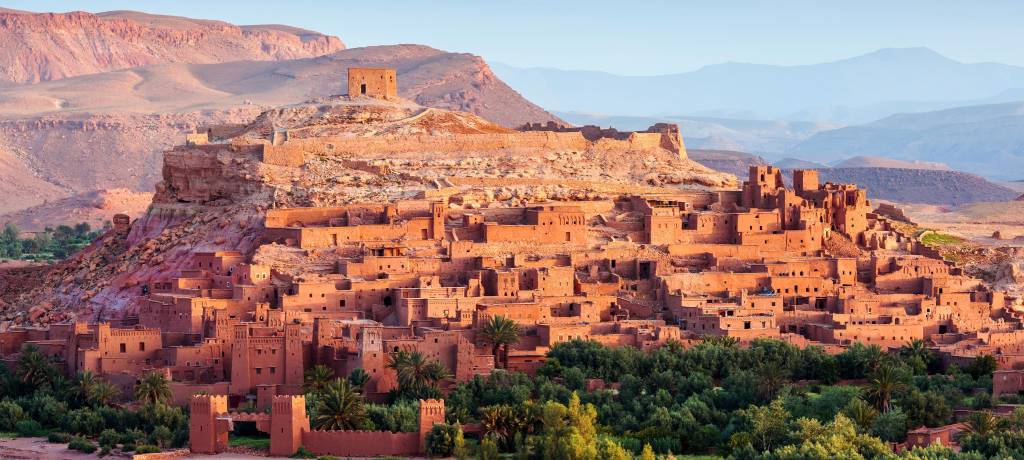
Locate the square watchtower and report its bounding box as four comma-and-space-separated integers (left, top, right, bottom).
347, 67, 397, 99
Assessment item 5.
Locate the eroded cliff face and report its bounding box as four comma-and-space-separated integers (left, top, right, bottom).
0, 10, 345, 83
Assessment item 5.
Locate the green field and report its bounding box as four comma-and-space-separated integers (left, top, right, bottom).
229, 435, 270, 450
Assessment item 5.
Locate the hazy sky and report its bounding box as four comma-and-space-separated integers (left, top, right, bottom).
7, 0, 1024, 75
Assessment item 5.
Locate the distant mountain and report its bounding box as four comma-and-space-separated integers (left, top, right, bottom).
787, 101, 1024, 180
0, 9, 345, 84
687, 149, 768, 178
494, 48, 1024, 124
831, 156, 951, 170
557, 111, 838, 154
688, 150, 1018, 206
773, 158, 828, 169
817, 168, 1018, 205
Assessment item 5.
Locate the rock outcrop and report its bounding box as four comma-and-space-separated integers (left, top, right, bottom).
0, 9, 344, 83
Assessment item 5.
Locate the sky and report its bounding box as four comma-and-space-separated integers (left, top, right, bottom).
5, 0, 1024, 75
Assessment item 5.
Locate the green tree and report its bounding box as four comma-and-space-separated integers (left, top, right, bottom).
866, 365, 908, 412
312, 378, 367, 430
15, 344, 56, 388
303, 365, 335, 395
481, 315, 521, 369
134, 371, 172, 406
597, 439, 631, 460
964, 411, 997, 437
730, 399, 791, 452
386, 350, 451, 398
842, 398, 879, 433
348, 368, 370, 391
871, 407, 908, 442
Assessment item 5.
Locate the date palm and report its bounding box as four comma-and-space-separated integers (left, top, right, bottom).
303, 365, 336, 395
313, 378, 367, 430
15, 345, 54, 387
866, 365, 906, 412
481, 315, 521, 369
134, 371, 172, 406
387, 350, 452, 395
348, 368, 370, 391
965, 411, 997, 437
90, 380, 119, 407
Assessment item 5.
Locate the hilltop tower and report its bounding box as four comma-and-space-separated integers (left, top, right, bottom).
348, 67, 398, 99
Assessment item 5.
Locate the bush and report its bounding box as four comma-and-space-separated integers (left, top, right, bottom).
68, 436, 98, 453
99, 446, 111, 457
121, 443, 137, 452
317, 456, 340, 460
14, 419, 44, 437
425, 423, 461, 457
291, 446, 316, 458
119, 428, 145, 445
0, 400, 26, 431
98, 428, 119, 448
47, 432, 71, 443
62, 408, 104, 436
135, 444, 160, 454
479, 436, 500, 460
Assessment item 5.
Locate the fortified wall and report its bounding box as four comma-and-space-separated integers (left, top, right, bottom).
255, 122, 687, 168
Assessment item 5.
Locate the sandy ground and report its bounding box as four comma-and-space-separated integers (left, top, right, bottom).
0, 437, 102, 459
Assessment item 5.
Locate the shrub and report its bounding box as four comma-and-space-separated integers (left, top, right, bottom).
291, 446, 317, 458
425, 423, 461, 457
0, 400, 26, 431
119, 428, 145, 445
121, 443, 137, 452
135, 444, 160, 454
98, 428, 119, 448
62, 408, 104, 436
478, 436, 500, 460
47, 432, 71, 443
99, 446, 111, 457
14, 419, 44, 437
69, 436, 98, 453
317, 456, 340, 460
149, 425, 172, 447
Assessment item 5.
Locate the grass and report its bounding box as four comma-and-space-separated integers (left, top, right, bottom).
229, 435, 270, 450
0, 431, 16, 439
920, 231, 964, 247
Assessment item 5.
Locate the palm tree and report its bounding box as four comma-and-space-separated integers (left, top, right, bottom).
755, 364, 790, 402
90, 380, 119, 407
481, 315, 521, 369
15, 345, 54, 387
965, 411, 997, 437
842, 398, 879, 433
313, 378, 367, 430
348, 368, 370, 391
134, 371, 172, 406
700, 335, 740, 348
303, 365, 335, 395
899, 339, 933, 373
75, 370, 99, 404
866, 365, 907, 412
387, 350, 452, 396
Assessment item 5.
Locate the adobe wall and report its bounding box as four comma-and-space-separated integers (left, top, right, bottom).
303, 430, 420, 456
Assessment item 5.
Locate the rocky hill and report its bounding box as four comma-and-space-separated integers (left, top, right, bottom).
0, 9, 344, 83
2, 97, 730, 321
0, 44, 562, 217
0, 188, 153, 232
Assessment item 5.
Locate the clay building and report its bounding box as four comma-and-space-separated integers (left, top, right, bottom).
347, 67, 398, 99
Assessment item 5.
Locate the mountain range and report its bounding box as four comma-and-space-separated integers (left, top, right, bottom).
493, 48, 1024, 124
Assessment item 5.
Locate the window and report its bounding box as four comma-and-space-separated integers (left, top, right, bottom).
256, 368, 262, 375
119, 343, 126, 353
139, 342, 145, 351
